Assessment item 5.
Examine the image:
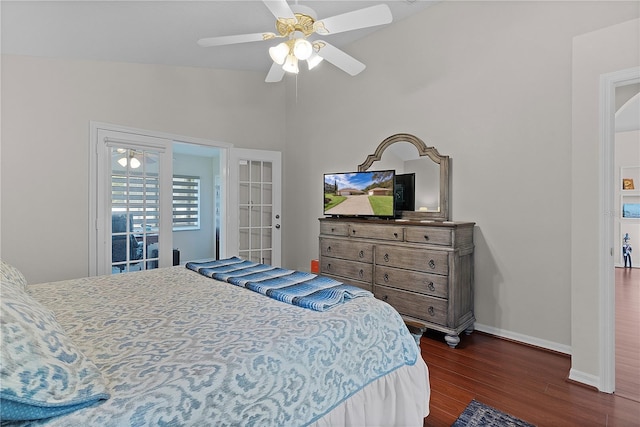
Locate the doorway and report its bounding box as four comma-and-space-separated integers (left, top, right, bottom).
599, 68, 640, 394
90, 122, 230, 276
90, 122, 284, 276
613, 83, 640, 401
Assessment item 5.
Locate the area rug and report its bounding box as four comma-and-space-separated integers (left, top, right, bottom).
452, 400, 536, 427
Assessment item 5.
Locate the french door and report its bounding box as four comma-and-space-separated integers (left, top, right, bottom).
90, 126, 173, 276
228, 148, 282, 266
90, 124, 281, 274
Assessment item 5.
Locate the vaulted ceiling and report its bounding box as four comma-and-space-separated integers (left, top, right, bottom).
1, 1, 438, 75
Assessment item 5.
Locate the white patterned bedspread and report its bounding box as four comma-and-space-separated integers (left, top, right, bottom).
23, 266, 421, 426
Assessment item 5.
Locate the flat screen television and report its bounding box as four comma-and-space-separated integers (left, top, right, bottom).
394, 173, 415, 212
323, 170, 395, 218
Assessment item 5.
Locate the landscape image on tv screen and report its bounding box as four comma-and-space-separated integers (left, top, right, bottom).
324, 170, 395, 217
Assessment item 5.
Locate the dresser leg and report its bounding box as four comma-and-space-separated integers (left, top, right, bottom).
405, 321, 427, 348
465, 325, 475, 335
444, 334, 460, 348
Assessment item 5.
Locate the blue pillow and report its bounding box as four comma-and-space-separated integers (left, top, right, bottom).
1, 277, 110, 421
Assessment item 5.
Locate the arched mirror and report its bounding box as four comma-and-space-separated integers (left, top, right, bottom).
358, 133, 450, 221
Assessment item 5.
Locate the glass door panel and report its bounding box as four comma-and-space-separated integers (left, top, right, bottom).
111, 147, 161, 273
228, 148, 281, 266
238, 159, 274, 265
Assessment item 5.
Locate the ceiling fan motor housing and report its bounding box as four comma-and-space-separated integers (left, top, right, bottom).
275, 13, 316, 38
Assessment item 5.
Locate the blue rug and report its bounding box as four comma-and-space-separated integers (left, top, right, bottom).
452, 400, 536, 427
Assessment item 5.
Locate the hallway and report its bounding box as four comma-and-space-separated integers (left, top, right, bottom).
616, 266, 640, 402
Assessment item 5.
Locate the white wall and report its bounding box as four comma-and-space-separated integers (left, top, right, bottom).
571, 17, 639, 389
282, 1, 638, 355
0, 56, 286, 283
172, 152, 218, 263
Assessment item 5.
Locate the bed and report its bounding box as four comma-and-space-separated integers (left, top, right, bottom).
1, 259, 430, 426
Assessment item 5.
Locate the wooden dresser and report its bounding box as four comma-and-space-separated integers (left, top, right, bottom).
319, 217, 475, 348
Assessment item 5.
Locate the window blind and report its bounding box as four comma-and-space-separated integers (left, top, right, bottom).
172, 175, 200, 230
111, 174, 200, 230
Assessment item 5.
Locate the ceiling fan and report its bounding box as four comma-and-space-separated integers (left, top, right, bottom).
197, 0, 393, 82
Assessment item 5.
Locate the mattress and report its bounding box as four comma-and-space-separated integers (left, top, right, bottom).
13, 265, 429, 426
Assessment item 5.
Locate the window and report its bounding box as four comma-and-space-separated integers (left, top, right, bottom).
173, 175, 200, 230
112, 174, 200, 232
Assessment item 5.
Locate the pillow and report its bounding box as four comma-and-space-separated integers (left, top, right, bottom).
1, 259, 28, 291
0, 281, 110, 421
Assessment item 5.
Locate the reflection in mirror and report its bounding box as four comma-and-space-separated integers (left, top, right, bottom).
370, 142, 441, 212
358, 133, 450, 221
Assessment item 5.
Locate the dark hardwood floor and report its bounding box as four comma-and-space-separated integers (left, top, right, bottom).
422, 267, 640, 426
616, 267, 640, 402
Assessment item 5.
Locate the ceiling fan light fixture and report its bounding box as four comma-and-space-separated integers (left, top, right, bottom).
269, 42, 289, 65
307, 52, 323, 70
117, 157, 128, 168
130, 157, 141, 169
293, 38, 313, 60
282, 54, 299, 74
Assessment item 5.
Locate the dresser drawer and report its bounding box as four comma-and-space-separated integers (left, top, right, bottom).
323, 273, 372, 292
374, 285, 447, 326
320, 221, 349, 236
376, 245, 449, 275
404, 226, 453, 246
320, 238, 373, 263
321, 258, 373, 283
348, 223, 404, 241
375, 266, 448, 298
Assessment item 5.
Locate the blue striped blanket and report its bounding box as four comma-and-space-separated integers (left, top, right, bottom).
185, 257, 373, 311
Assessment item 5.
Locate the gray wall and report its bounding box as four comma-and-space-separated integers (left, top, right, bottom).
283, 0, 637, 352
1, 57, 286, 283
571, 16, 639, 388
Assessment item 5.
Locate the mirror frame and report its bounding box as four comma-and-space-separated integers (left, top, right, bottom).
358, 133, 450, 221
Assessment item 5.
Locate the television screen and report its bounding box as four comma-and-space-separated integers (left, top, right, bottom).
323, 170, 395, 217
394, 173, 415, 212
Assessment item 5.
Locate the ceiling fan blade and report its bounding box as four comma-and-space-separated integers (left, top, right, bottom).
316, 41, 366, 76
265, 62, 285, 83
197, 32, 274, 47
315, 4, 392, 35
262, 0, 295, 20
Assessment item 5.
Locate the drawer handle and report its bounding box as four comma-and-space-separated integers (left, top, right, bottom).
382, 295, 389, 302
428, 306, 435, 316
384, 253, 389, 262
359, 250, 364, 258
327, 263, 332, 271
352, 229, 357, 235
393, 232, 398, 238
427, 282, 435, 291
331, 227, 335, 232
326, 246, 332, 253
384, 273, 389, 282
358, 269, 364, 279
428, 259, 436, 269
424, 235, 430, 241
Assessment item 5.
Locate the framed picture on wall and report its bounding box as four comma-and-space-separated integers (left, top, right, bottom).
623, 178, 635, 190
